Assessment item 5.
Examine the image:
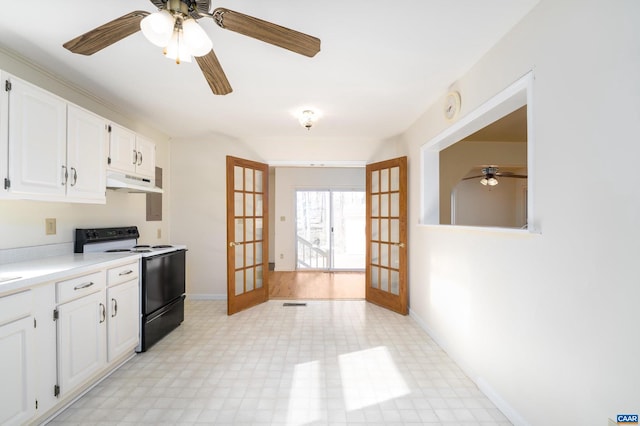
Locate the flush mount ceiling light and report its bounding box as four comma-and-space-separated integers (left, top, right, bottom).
298, 109, 318, 130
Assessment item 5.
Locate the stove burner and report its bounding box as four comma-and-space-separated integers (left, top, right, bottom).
105, 249, 132, 253
134, 245, 151, 248
153, 245, 173, 248
132, 248, 152, 253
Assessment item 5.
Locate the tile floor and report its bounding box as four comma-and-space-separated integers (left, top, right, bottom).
49, 300, 511, 425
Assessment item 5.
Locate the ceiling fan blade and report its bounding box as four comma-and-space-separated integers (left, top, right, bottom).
212, 8, 321, 57
195, 50, 233, 95
496, 174, 528, 179
461, 175, 484, 181
63, 11, 150, 55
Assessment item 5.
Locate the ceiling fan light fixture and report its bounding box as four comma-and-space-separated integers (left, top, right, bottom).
163, 28, 192, 64
140, 10, 174, 47
487, 177, 499, 186
182, 18, 213, 57
480, 177, 488, 186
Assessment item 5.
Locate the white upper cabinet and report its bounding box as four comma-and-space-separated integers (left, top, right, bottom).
108, 123, 156, 181
1, 72, 107, 203
134, 135, 156, 179
67, 105, 108, 202
107, 123, 137, 174
5, 75, 67, 200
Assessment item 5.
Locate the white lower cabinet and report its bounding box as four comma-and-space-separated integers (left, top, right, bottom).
0, 290, 35, 426
107, 278, 139, 361
0, 258, 141, 425
56, 289, 107, 397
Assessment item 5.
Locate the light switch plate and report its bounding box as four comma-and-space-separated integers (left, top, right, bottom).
45, 218, 56, 235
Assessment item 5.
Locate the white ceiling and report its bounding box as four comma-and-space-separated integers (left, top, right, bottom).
0, 0, 538, 144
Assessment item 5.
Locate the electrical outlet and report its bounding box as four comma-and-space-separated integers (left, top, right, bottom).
280, 253, 284, 259
157, 228, 162, 239
280, 216, 286, 222
45, 218, 56, 235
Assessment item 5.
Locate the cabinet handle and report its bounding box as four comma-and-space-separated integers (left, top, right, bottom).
74, 281, 94, 290
99, 303, 106, 323
70, 167, 78, 186
111, 298, 118, 318
137, 151, 143, 166
132, 149, 138, 165
118, 270, 134, 276
61, 165, 68, 186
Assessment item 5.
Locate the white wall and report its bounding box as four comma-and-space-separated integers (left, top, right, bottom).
402, 1, 640, 424
169, 133, 263, 298
273, 167, 365, 271
0, 48, 171, 251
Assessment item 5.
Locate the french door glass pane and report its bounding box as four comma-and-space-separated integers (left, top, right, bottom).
245, 168, 253, 192
371, 266, 379, 288
390, 166, 399, 191
391, 270, 400, 295
235, 270, 244, 295
234, 166, 243, 191
246, 193, 254, 217
246, 267, 254, 292
381, 169, 389, 192
256, 266, 263, 288
371, 171, 379, 193
235, 219, 244, 243
245, 218, 254, 241
332, 191, 365, 269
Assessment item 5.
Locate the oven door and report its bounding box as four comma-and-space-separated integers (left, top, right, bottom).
141, 249, 186, 315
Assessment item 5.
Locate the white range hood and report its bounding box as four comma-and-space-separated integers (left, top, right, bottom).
106, 171, 163, 194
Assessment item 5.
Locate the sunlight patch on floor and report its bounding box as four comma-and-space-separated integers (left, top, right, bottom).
338, 346, 410, 411
286, 360, 322, 425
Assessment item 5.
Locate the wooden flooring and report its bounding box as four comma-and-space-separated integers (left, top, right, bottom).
268, 271, 365, 300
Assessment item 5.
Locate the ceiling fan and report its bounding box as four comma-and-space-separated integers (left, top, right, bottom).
63, 0, 321, 95
462, 166, 527, 186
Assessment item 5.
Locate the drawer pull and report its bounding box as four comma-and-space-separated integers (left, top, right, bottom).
118, 270, 134, 276
74, 281, 94, 290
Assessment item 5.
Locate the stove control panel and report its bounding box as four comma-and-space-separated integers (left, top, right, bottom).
75, 226, 140, 252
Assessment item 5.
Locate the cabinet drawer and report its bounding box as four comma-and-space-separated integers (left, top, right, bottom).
107, 261, 139, 287
0, 290, 32, 326
57, 271, 104, 304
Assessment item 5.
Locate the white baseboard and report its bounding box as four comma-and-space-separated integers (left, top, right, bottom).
187, 294, 227, 300
409, 308, 528, 426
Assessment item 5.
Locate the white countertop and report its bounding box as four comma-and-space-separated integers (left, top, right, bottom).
0, 252, 141, 296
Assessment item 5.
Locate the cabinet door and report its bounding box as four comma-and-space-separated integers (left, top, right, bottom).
66, 105, 107, 203
7, 76, 67, 199
0, 73, 8, 198
134, 135, 156, 180
107, 124, 136, 174
0, 316, 35, 426
57, 290, 106, 397
106, 279, 139, 362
